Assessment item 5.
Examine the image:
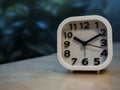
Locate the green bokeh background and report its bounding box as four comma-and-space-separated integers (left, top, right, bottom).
0, 0, 119, 64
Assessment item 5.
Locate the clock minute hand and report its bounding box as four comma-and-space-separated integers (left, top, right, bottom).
73, 36, 85, 45
85, 34, 101, 44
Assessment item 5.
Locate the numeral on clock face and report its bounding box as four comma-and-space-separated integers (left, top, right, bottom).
64, 41, 70, 48
100, 29, 106, 36
80, 22, 89, 29
95, 22, 99, 28
94, 58, 100, 65
72, 58, 77, 65
101, 49, 108, 56
64, 50, 70, 57
82, 58, 88, 65
101, 39, 107, 46
64, 32, 73, 39
69, 24, 77, 30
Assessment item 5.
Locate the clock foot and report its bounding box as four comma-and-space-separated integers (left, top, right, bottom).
70, 70, 74, 73
97, 70, 100, 74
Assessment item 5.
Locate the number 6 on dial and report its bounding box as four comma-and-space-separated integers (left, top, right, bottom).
57, 15, 113, 73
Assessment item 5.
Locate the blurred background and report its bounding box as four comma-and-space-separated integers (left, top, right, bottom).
0, 0, 119, 64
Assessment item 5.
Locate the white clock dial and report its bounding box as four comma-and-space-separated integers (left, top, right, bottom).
62, 20, 107, 66
57, 15, 113, 71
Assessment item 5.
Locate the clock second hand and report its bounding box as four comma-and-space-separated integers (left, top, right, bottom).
87, 44, 101, 48
83, 46, 86, 58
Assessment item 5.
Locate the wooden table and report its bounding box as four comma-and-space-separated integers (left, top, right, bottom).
0, 43, 120, 90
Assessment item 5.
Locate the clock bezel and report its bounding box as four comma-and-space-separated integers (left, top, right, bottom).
57, 15, 113, 71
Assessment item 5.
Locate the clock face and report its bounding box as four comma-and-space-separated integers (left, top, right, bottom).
61, 20, 108, 66
57, 15, 113, 70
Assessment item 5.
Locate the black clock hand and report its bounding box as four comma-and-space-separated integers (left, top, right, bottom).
85, 34, 101, 44
87, 44, 101, 48
73, 36, 85, 45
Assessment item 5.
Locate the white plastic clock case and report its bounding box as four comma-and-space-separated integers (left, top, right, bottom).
57, 15, 113, 71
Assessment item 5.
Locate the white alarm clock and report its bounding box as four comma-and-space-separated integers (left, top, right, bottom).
57, 15, 113, 73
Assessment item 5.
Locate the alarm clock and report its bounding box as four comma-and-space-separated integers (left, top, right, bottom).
57, 15, 113, 73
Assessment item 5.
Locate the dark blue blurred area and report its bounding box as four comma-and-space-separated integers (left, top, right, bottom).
0, 0, 119, 64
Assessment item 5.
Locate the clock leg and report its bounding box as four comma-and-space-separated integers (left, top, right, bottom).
70, 70, 74, 73
97, 70, 100, 74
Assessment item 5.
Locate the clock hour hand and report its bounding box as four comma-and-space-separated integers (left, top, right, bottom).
85, 33, 101, 44
73, 36, 85, 45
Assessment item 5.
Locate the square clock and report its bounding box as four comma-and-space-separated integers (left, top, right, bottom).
57, 15, 113, 73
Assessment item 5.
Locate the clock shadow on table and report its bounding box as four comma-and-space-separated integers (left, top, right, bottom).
67, 69, 107, 74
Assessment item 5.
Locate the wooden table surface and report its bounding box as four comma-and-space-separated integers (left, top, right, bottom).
0, 43, 120, 90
